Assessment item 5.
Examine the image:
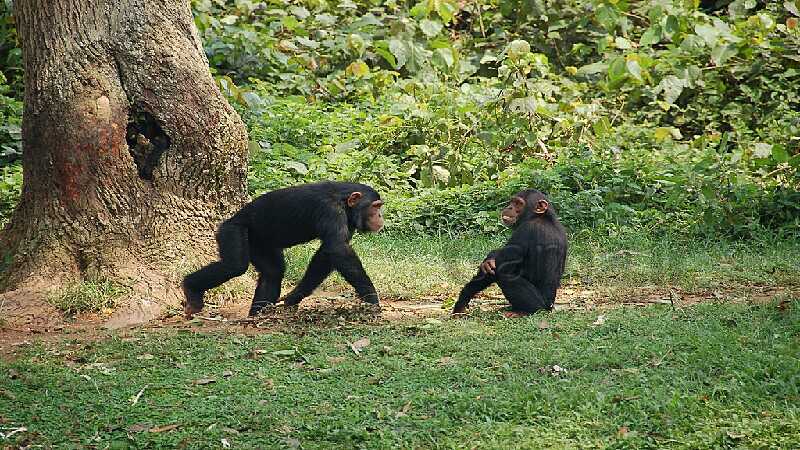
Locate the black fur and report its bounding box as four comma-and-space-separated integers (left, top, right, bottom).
454, 189, 568, 314
183, 181, 382, 316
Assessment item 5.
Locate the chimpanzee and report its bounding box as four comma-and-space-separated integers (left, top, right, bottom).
452, 189, 567, 317
182, 182, 385, 317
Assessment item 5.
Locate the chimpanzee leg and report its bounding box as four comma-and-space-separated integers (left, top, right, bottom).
282, 249, 334, 306
248, 248, 285, 316
452, 271, 495, 313
495, 272, 551, 313
182, 222, 250, 315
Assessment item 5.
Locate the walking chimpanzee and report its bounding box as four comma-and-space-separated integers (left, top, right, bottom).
182, 182, 385, 317
452, 189, 567, 317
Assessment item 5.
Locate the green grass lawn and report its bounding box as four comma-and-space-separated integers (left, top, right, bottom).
282, 232, 800, 298
2, 302, 799, 448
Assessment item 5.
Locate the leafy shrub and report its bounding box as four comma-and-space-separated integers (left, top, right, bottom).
0, 163, 21, 226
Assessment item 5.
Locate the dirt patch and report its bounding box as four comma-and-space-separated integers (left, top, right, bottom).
1, 284, 796, 360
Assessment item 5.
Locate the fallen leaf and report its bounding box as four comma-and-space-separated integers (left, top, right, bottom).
350, 338, 371, 355
127, 423, 150, 433
437, 356, 456, 366
273, 349, 297, 357
726, 431, 745, 440
396, 400, 412, 418
284, 437, 301, 449
537, 320, 550, 330
380, 345, 393, 355
592, 315, 606, 326
8, 369, 20, 379
222, 370, 233, 378
327, 356, 346, 365
0, 389, 17, 401
617, 426, 630, 437
149, 424, 180, 433
137, 354, 155, 360
193, 378, 216, 385
221, 438, 231, 448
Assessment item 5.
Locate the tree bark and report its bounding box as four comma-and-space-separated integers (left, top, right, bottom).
0, 0, 248, 327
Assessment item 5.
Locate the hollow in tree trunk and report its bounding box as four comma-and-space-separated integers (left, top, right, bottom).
0, 0, 248, 327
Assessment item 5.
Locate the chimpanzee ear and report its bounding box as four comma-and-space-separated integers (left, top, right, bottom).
372, 200, 384, 208
511, 196, 526, 209
535, 199, 549, 214
347, 191, 363, 207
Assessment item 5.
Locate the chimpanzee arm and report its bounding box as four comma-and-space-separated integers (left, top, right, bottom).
320, 241, 378, 303
313, 208, 379, 303
282, 250, 334, 306
452, 271, 495, 313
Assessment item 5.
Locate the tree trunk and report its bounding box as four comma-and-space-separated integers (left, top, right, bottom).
0, 0, 248, 327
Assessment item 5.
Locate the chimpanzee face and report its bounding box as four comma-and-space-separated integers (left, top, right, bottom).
347, 191, 384, 232
501, 192, 550, 227
501, 196, 526, 226
365, 200, 384, 232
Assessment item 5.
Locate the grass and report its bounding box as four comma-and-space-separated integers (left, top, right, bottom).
1, 301, 798, 448
47, 279, 130, 315
280, 231, 800, 298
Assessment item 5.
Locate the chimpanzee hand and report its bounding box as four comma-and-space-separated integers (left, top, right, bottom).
480, 258, 496, 275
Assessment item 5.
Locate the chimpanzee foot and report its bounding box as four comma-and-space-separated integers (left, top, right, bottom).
281, 294, 303, 307
182, 282, 204, 318
248, 300, 277, 317
451, 304, 468, 316
360, 292, 380, 305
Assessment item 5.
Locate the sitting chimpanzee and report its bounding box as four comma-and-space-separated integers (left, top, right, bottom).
452, 189, 567, 317
182, 182, 385, 317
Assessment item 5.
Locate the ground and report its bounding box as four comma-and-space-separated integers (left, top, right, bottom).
1, 233, 798, 448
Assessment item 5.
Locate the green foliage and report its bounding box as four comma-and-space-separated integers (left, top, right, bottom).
0, 0, 22, 96
3, 302, 799, 447
0, 162, 20, 226
2, 1, 799, 237
200, 0, 799, 236
47, 279, 129, 315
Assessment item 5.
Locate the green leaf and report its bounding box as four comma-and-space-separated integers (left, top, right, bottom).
435, 0, 458, 23
509, 96, 539, 113
272, 349, 298, 357
507, 40, 531, 61
626, 59, 643, 81
786, 1, 800, 17
753, 142, 773, 158
711, 44, 737, 66
772, 145, 789, 163
374, 46, 398, 68
389, 39, 409, 69
346, 60, 370, 77
640, 26, 662, 46
220, 15, 238, 25
655, 75, 688, 105
283, 161, 308, 174
615, 37, 633, 50
432, 47, 455, 69
664, 15, 679, 36
607, 56, 627, 83
596, 5, 619, 31
296, 37, 319, 49
420, 19, 443, 37
694, 24, 719, 46
577, 62, 609, 76
289, 6, 310, 20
